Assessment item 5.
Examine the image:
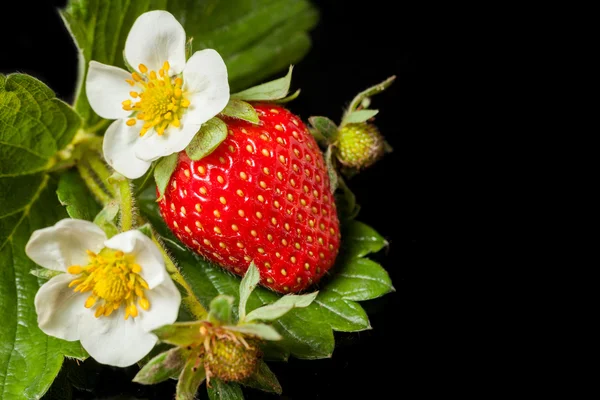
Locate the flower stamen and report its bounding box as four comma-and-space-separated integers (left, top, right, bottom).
68, 249, 150, 320
123, 62, 189, 137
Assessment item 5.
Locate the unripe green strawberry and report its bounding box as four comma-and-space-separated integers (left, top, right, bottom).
336, 123, 385, 169
204, 337, 260, 382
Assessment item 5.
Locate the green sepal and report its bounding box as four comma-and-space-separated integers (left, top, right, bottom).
324, 146, 339, 193
241, 360, 282, 394
244, 292, 318, 322
336, 177, 360, 220
231, 66, 293, 101
133, 347, 188, 385
153, 321, 203, 347
30, 268, 63, 280
271, 88, 301, 103
176, 360, 206, 400
309, 116, 339, 142
208, 295, 235, 325
238, 262, 260, 321
186, 37, 194, 60
137, 223, 153, 239
185, 117, 228, 161
93, 201, 119, 238
207, 379, 244, 400
225, 324, 282, 341
344, 109, 379, 124
341, 75, 395, 126
154, 153, 179, 201
220, 99, 260, 124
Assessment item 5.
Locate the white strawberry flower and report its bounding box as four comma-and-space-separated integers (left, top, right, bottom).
26, 219, 181, 367
86, 10, 230, 179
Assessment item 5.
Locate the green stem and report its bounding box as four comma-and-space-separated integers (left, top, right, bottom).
118, 178, 135, 231
153, 236, 208, 320
77, 161, 112, 205
87, 151, 118, 198
86, 119, 110, 134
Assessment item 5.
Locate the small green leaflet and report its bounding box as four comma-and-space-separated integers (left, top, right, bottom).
1, 74, 87, 400
133, 347, 188, 385
244, 292, 318, 322
154, 152, 179, 201
138, 187, 393, 361
93, 201, 119, 238
185, 117, 228, 161
344, 109, 379, 124
207, 378, 244, 400
238, 262, 260, 321
241, 360, 282, 394
309, 116, 339, 141
208, 295, 235, 325
231, 66, 294, 101
225, 324, 282, 341
220, 99, 259, 124
177, 359, 206, 400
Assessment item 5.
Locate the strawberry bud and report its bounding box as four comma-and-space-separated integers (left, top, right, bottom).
336, 123, 385, 169
204, 337, 260, 382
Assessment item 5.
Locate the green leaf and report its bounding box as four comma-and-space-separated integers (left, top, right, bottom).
342, 220, 387, 259
92, 201, 119, 238
62, 0, 318, 126
231, 66, 293, 101
0, 74, 81, 177
342, 75, 396, 125
30, 268, 63, 280
207, 379, 244, 400
242, 360, 282, 394
225, 324, 282, 341
0, 176, 87, 400
154, 152, 179, 201
208, 295, 235, 325
185, 117, 227, 161
309, 116, 339, 141
344, 109, 379, 124
220, 99, 259, 124
326, 258, 394, 301
133, 347, 188, 385
153, 321, 203, 347
312, 291, 370, 332
177, 361, 206, 400
56, 169, 101, 221
239, 262, 260, 321
245, 292, 318, 322
324, 146, 339, 193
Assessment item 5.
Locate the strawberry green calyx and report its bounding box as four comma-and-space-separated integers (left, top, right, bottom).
336, 123, 385, 169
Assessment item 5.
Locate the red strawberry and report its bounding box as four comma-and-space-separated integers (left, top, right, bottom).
158, 104, 341, 293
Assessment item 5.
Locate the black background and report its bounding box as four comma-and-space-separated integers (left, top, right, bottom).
1, 0, 424, 398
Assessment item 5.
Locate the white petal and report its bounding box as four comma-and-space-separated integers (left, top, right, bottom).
26, 219, 106, 272
133, 116, 201, 162
86, 61, 133, 120
79, 309, 157, 367
124, 10, 186, 75
137, 277, 181, 332
183, 49, 230, 124
35, 274, 92, 341
102, 120, 152, 179
104, 230, 166, 289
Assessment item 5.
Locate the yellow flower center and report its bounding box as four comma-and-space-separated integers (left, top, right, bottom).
68, 249, 150, 320
123, 61, 191, 136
